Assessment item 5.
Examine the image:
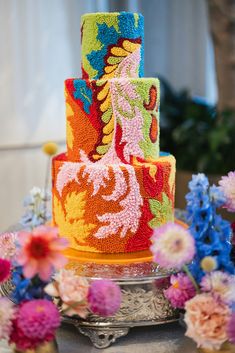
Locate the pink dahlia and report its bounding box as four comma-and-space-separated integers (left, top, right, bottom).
45, 269, 89, 318
88, 279, 122, 317
200, 271, 235, 304
0, 232, 18, 260
227, 312, 235, 344
164, 273, 196, 309
219, 171, 235, 212
185, 293, 230, 350
10, 299, 61, 350
150, 222, 195, 269
17, 226, 68, 281
0, 298, 16, 340
0, 258, 11, 283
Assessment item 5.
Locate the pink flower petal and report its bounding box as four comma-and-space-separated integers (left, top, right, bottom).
48, 253, 67, 269
23, 260, 38, 279
49, 238, 69, 251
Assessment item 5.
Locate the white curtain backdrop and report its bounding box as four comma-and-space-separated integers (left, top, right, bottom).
0, 0, 216, 229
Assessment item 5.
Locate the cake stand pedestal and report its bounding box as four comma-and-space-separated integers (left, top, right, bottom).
60, 258, 179, 349
0, 258, 178, 349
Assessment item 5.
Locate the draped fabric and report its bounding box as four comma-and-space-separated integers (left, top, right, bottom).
0, 0, 216, 229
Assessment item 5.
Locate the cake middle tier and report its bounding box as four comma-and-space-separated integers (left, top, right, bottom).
52, 152, 175, 254
65, 77, 160, 163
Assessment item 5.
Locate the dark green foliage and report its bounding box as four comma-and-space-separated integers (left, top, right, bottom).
159, 77, 235, 174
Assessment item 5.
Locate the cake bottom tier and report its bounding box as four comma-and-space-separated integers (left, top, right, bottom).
52, 153, 175, 254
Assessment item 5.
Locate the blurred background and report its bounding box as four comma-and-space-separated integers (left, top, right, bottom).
0, 0, 234, 229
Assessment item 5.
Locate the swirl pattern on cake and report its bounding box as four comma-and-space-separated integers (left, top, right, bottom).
52, 12, 176, 254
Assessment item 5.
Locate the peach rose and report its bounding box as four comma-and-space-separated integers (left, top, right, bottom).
184, 293, 231, 350
45, 269, 89, 318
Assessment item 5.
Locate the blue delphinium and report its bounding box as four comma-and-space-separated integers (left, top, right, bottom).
186, 173, 234, 281
20, 187, 51, 230
11, 266, 51, 304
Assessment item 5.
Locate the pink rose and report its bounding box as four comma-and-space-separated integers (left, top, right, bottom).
185, 293, 230, 350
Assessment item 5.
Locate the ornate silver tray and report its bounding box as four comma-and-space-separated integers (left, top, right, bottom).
63, 260, 179, 348
0, 259, 178, 349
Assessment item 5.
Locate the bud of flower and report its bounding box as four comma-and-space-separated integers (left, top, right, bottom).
42, 142, 58, 156
200, 256, 217, 272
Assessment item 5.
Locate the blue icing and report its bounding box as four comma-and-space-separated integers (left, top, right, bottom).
87, 23, 119, 79
87, 12, 144, 79
160, 151, 170, 157
73, 80, 92, 114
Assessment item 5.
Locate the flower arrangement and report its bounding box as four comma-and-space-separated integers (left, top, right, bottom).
151, 172, 235, 351
0, 211, 122, 351
0, 225, 122, 352
0, 226, 67, 351
0, 142, 122, 352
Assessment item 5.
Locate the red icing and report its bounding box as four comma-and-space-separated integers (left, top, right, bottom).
149, 114, 158, 143
115, 123, 127, 163
125, 200, 153, 252
143, 164, 164, 197
144, 85, 157, 111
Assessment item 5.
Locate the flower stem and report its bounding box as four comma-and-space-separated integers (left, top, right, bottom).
43, 157, 51, 222
183, 265, 200, 293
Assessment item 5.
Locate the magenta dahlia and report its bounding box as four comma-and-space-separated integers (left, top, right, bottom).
164, 273, 196, 309
11, 299, 61, 350
0, 258, 11, 283
88, 279, 122, 317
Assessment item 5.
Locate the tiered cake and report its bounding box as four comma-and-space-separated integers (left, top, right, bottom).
52, 12, 176, 254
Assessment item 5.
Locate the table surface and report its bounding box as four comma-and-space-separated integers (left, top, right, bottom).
0, 322, 198, 353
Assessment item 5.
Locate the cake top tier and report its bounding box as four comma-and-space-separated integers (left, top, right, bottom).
81, 12, 144, 80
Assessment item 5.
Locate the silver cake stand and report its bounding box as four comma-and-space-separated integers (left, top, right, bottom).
0, 220, 184, 349
0, 259, 178, 349
62, 260, 179, 348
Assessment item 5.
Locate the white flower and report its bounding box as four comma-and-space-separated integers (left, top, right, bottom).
45, 269, 89, 318
150, 222, 195, 269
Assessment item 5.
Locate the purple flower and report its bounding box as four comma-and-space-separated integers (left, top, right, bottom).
228, 312, 235, 344
188, 173, 209, 193
164, 273, 196, 309
88, 279, 122, 317
200, 271, 235, 304
219, 171, 235, 212
209, 185, 226, 208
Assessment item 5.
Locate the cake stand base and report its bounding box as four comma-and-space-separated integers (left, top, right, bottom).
0, 256, 178, 349
60, 256, 179, 348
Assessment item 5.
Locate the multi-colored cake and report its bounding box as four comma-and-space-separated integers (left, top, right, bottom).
52, 12, 176, 254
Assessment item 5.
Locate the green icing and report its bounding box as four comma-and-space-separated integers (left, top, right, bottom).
96, 143, 110, 155
102, 107, 112, 123
107, 56, 123, 65
136, 79, 160, 160
148, 193, 173, 229
134, 13, 139, 27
